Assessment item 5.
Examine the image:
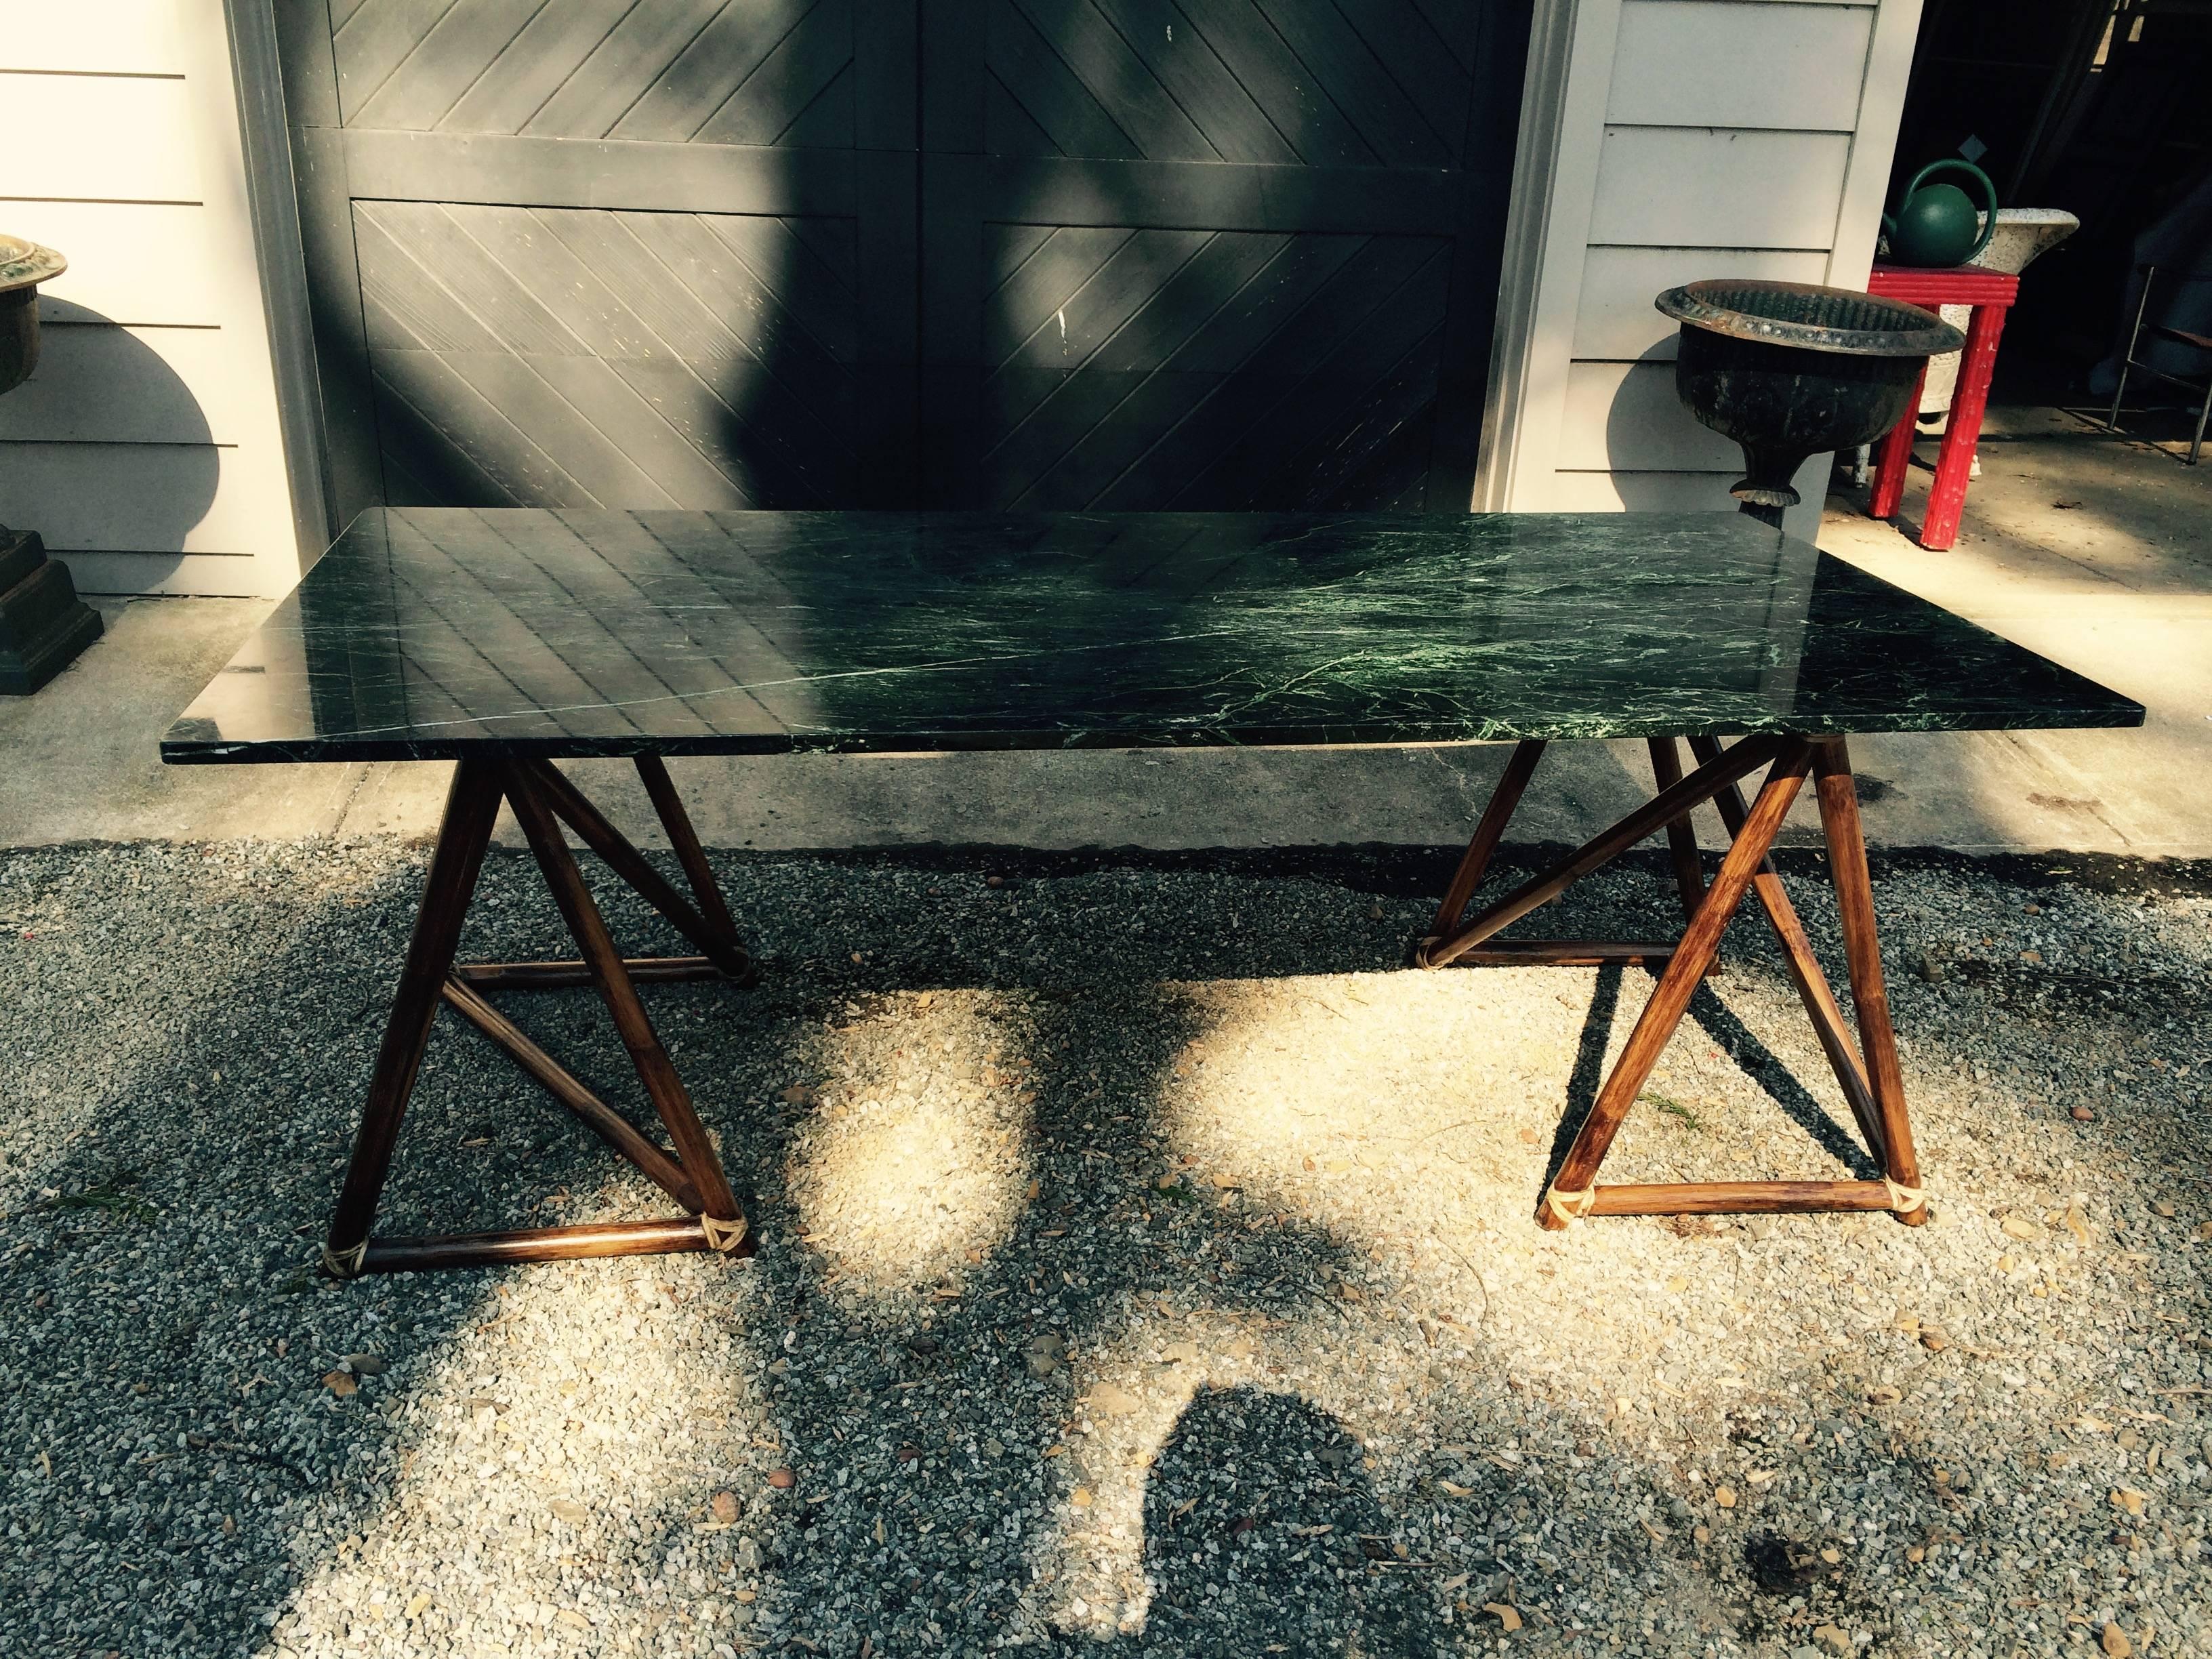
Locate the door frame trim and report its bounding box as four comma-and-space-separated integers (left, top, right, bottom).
223, 0, 335, 550
1472, 0, 1621, 512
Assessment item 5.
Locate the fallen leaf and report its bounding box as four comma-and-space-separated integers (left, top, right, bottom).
710, 1491, 739, 1523
1813, 1623, 1851, 1656
2001, 1215, 2043, 1242
1483, 1602, 1523, 1632
1713, 1486, 1738, 1509
1820, 1547, 1841, 1564
1439, 1480, 1475, 1498
1693, 1524, 1711, 1544
550, 1498, 589, 1524
734, 1589, 756, 1603
1070, 1486, 1094, 1509
2151, 1200, 2176, 1218
1921, 1328, 1951, 1353
1906, 1545, 1925, 1563
2066, 1203, 2092, 1245
558, 1610, 589, 1629
321, 1370, 356, 1398
1211, 1172, 1240, 1189
767, 1468, 796, 1490
2110, 1487, 2146, 1517
1439, 1572, 1469, 1593
875, 1516, 886, 1544
1025, 1179, 1041, 1201
1868, 1386, 1902, 1407
1086, 1381, 1141, 1416
2103, 1623, 2134, 1658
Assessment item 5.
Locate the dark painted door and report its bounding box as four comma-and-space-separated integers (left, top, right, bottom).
278, 0, 919, 523
276, 1, 1525, 525
921, 1, 1529, 511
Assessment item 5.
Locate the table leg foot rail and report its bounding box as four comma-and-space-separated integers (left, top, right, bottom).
346, 1215, 751, 1275
452, 956, 729, 990
1538, 1179, 1911, 1226
1416, 938, 1678, 968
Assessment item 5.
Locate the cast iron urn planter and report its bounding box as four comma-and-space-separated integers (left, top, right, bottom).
1656, 279, 1963, 527
0, 233, 102, 694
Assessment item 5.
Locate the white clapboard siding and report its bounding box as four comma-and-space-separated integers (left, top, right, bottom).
1608, 2, 1873, 131
1549, 472, 1740, 512
1590, 128, 1853, 249
1576, 245, 1831, 361
0, 2, 304, 596
0, 326, 255, 445
0, 443, 291, 555
5, 1, 191, 75
11, 202, 238, 327
1, 75, 203, 203
1559, 361, 1742, 471
1490, 0, 1921, 529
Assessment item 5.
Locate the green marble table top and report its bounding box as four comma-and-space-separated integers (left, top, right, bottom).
162, 509, 2142, 763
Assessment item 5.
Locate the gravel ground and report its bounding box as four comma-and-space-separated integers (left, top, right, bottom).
2, 834, 2209, 1659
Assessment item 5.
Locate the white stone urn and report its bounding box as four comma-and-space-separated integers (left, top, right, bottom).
1917, 209, 2080, 415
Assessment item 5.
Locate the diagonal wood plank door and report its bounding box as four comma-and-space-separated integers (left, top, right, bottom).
277, 0, 918, 524
274, 1, 1525, 522
922, 0, 1531, 511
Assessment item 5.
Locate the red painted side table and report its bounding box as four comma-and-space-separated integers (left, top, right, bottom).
1865, 264, 2020, 550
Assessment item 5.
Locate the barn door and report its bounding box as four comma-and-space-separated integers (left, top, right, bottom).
918, 0, 1530, 511
274, 1, 1525, 523
276, 0, 918, 525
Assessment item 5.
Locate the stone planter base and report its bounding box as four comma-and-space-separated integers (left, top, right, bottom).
0, 527, 102, 695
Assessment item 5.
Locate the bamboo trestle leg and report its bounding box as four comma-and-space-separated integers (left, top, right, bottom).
1419, 734, 1928, 1230
323, 756, 758, 1277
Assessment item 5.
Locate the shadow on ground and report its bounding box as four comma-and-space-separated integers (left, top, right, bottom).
1, 835, 2208, 1658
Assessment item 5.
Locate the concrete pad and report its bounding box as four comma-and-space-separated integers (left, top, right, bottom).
0, 596, 364, 846
1817, 411, 2212, 858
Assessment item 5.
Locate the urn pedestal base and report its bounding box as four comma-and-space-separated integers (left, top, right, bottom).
0, 527, 102, 695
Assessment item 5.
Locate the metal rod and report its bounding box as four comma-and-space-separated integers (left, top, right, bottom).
1424, 734, 1786, 969
1647, 735, 1706, 922
1425, 740, 1544, 943
1812, 737, 1926, 1224
1585, 1179, 1900, 1217
1689, 734, 1883, 1162
440, 976, 699, 1210
523, 760, 751, 979
634, 755, 755, 984
453, 956, 727, 991
1538, 742, 1814, 1228
1441, 939, 1678, 967
325, 758, 504, 1275
359, 1216, 729, 1274
504, 765, 747, 1234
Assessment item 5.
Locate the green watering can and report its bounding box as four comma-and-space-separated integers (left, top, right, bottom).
1882, 159, 1998, 268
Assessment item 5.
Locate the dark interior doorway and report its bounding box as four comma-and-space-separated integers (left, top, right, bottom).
274, 1, 1532, 529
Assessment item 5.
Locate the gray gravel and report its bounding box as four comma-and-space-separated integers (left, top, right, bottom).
2, 836, 2209, 1658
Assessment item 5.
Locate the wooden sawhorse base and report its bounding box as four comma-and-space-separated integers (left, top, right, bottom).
1417, 733, 1926, 1231
323, 755, 756, 1277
